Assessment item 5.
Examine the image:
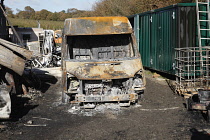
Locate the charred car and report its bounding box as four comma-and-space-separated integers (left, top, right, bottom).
61, 17, 145, 107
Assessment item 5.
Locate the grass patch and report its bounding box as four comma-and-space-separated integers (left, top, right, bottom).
8, 18, 64, 30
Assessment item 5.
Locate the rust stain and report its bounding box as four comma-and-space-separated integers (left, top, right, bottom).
70, 17, 129, 24
112, 96, 120, 101
129, 94, 136, 101
64, 16, 132, 35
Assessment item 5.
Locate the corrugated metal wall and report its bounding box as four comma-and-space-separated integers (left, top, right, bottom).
129, 3, 199, 75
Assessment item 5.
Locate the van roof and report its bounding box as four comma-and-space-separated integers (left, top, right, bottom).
63, 17, 133, 36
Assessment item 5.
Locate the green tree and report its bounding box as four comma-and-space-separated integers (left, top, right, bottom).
24, 6, 35, 19
58, 11, 68, 21
92, 0, 194, 17
61, 10, 66, 13
34, 11, 41, 20
5, 6, 14, 18
38, 9, 51, 20
16, 11, 26, 19
47, 12, 59, 21
15, 6, 35, 19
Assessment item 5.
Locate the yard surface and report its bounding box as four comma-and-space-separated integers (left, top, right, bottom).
0, 68, 209, 140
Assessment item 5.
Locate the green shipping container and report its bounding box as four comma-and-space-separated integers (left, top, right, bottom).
128, 3, 204, 75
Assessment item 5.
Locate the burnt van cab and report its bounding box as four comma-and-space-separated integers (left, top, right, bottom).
61, 17, 145, 107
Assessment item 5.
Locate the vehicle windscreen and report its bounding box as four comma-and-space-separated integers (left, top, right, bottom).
66, 34, 136, 60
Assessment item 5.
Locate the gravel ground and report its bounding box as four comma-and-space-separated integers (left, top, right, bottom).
0, 68, 210, 140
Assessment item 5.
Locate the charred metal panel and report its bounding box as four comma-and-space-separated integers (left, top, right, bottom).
63, 17, 133, 35
65, 58, 143, 80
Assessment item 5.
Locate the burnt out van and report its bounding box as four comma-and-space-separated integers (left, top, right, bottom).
61, 17, 145, 107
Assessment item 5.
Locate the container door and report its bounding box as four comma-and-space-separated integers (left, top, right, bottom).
139, 14, 152, 68
151, 8, 177, 74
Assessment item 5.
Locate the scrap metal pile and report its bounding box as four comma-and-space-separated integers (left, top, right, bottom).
28, 30, 61, 68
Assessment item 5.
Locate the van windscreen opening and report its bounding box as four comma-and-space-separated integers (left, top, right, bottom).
67, 34, 135, 60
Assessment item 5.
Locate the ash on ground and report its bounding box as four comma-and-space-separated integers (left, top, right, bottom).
67, 103, 142, 117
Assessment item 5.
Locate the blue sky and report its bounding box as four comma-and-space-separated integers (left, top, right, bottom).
4, 0, 100, 13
